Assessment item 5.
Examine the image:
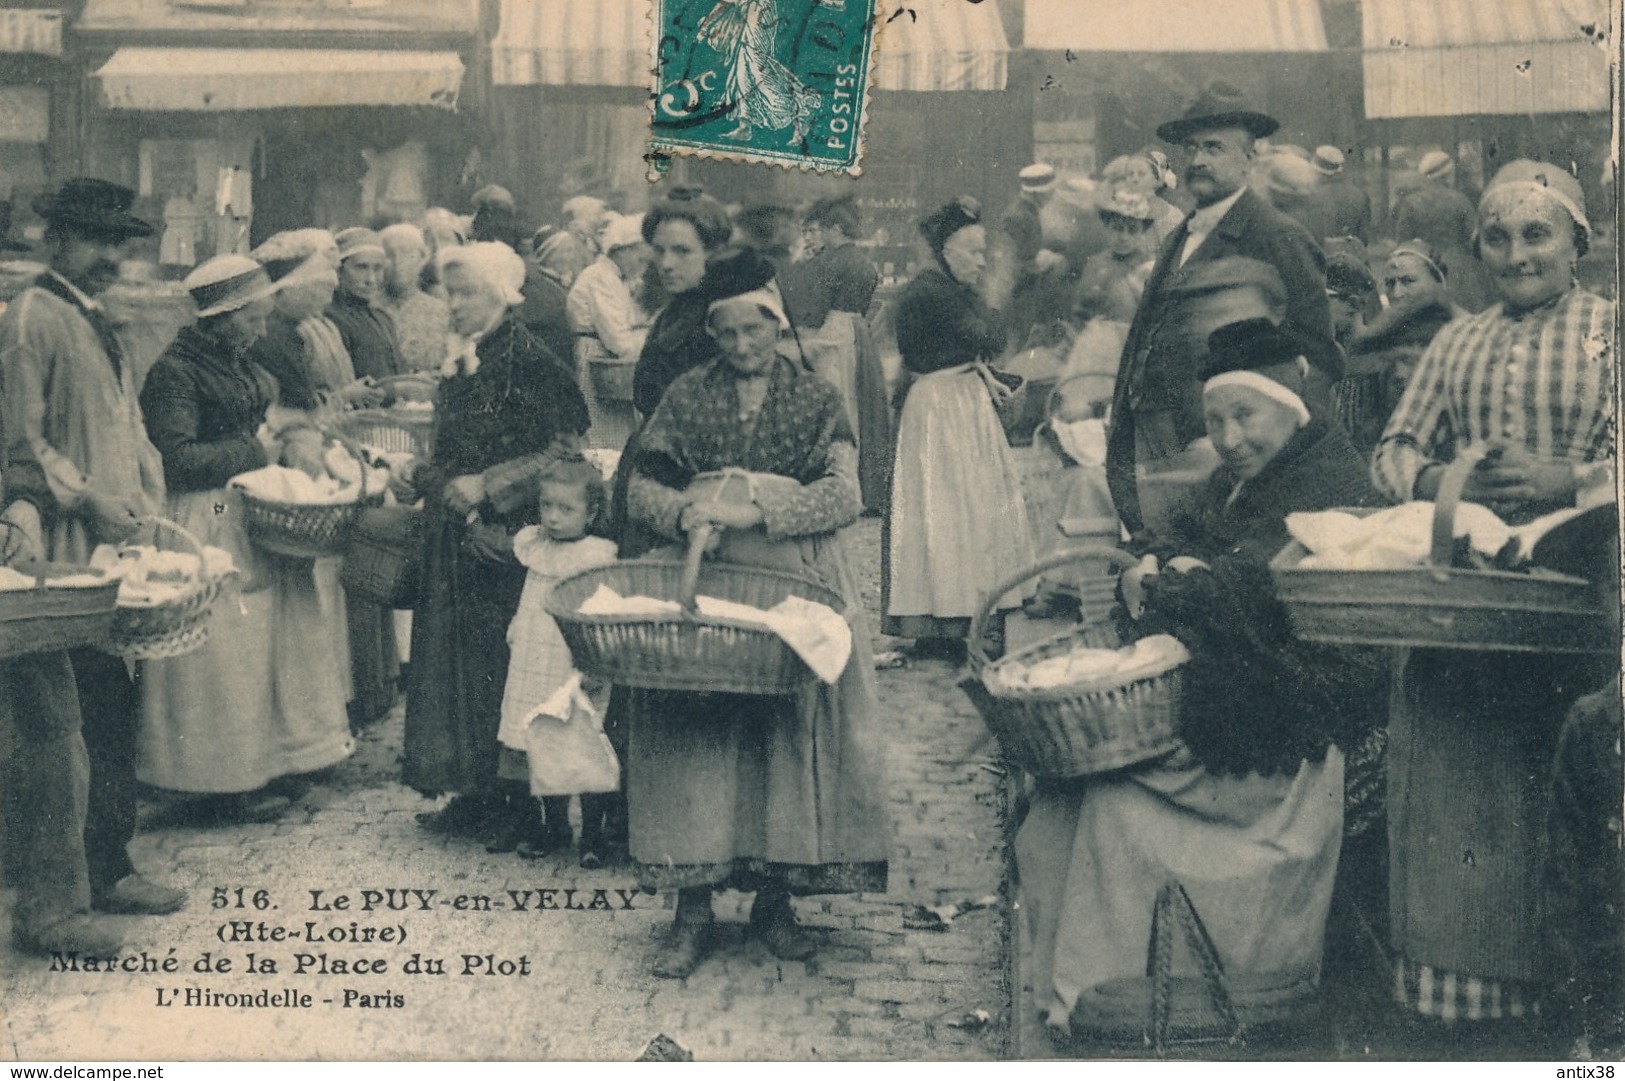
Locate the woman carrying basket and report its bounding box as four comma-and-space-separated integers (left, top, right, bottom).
1016, 318, 1385, 1043
1371, 161, 1615, 1039
623, 273, 890, 980
137, 255, 354, 822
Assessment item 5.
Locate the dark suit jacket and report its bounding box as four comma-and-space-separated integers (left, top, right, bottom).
1106, 187, 1333, 536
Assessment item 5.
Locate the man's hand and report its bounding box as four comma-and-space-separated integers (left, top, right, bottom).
86, 489, 143, 543
444, 474, 486, 516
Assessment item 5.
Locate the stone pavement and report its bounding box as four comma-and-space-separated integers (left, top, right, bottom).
2, 518, 1013, 1062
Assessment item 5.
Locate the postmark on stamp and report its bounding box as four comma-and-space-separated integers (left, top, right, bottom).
650, 0, 877, 175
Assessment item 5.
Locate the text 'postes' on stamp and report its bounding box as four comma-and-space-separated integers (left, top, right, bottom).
651, 0, 876, 175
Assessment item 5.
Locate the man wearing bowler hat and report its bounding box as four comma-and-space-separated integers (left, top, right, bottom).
0, 178, 185, 927
1106, 82, 1336, 538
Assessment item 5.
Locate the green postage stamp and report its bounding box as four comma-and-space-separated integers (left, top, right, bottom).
651, 0, 877, 175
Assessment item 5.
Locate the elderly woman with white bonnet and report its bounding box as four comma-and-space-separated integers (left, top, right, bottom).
136, 254, 355, 824
398, 241, 589, 843
1372, 161, 1616, 1038
566, 212, 651, 449
249, 228, 381, 419
1019, 317, 1384, 1044
379, 222, 451, 374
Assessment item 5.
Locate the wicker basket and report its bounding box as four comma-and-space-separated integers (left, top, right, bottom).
1271, 447, 1613, 654
236, 448, 387, 560
332, 407, 434, 460
0, 560, 120, 661
340, 504, 423, 609
101, 517, 230, 661
545, 524, 846, 695
966, 547, 1186, 778
587, 357, 637, 403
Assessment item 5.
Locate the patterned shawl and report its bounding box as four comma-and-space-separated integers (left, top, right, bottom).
636, 355, 854, 490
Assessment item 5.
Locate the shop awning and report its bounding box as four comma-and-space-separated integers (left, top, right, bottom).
95, 48, 464, 111
872, 0, 1010, 92
490, 0, 646, 87
1026, 0, 1328, 52
1362, 0, 1610, 117
491, 0, 1009, 91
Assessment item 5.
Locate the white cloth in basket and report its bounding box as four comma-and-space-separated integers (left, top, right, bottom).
576, 583, 852, 685
230, 446, 387, 506
1287, 502, 1513, 570
0, 566, 111, 591
88, 543, 238, 607
989, 633, 1188, 693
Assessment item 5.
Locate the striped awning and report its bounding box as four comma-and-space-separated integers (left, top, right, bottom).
1363, 0, 1611, 117
490, 0, 646, 87
872, 0, 1010, 92
96, 48, 463, 110
1026, 0, 1328, 52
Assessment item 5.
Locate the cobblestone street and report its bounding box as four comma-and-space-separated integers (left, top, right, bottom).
3, 518, 1013, 1062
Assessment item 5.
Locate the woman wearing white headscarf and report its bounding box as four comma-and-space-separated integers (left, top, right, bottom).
397, 242, 590, 840
1372, 161, 1615, 1036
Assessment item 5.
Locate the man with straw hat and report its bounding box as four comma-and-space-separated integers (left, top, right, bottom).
0, 178, 185, 933
1107, 82, 1335, 539
1305, 144, 1372, 242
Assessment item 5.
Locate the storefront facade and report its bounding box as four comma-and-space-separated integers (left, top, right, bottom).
72, 0, 488, 267
0, 4, 74, 240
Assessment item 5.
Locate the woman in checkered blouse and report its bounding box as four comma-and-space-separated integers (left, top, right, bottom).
1371, 160, 1615, 1034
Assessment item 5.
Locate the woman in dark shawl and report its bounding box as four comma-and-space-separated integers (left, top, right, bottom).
1017, 318, 1384, 1042
624, 284, 890, 981
400, 242, 588, 837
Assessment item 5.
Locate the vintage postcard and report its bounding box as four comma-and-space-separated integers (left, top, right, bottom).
0, 0, 1619, 1067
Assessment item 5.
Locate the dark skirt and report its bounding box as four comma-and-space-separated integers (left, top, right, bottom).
401, 502, 526, 796
1388, 649, 1596, 990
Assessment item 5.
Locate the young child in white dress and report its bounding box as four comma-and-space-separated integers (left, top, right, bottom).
496, 456, 619, 863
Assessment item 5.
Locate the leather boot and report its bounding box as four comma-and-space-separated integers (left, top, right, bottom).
749, 886, 816, 961
652, 887, 713, 979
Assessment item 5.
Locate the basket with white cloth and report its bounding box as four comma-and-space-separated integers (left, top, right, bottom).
1270, 447, 1612, 654
966, 547, 1188, 777
232, 445, 388, 559
546, 469, 849, 696
97, 516, 237, 660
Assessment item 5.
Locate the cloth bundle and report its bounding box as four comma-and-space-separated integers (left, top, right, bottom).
520, 673, 620, 796
231, 445, 387, 505
1287, 500, 1603, 571
87, 544, 238, 607
988, 633, 1188, 693
576, 582, 853, 684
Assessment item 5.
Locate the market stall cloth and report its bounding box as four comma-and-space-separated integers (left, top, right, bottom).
490, 0, 646, 87
1025, 0, 1328, 52
1362, 0, 1610, 117
95, 48, 464, 111
872, 0, 1011, 92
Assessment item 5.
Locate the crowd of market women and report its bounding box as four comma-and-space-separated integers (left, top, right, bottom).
2, 116, 1616, 1053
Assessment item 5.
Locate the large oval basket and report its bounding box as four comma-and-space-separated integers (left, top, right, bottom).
966, 547, 1186, 778
101, 516, 230, 661
0, 562, 121, 661
1270, 447, 1613, 654
545, 529, 846, 696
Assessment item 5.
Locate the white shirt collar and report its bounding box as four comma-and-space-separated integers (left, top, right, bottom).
45, 269, 103, 313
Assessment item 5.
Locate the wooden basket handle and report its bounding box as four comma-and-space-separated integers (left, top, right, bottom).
1429, 445, 1490, 577
676, 469, 757, 613
967, 545, 1142, 673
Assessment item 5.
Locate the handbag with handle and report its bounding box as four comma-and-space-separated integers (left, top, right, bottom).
1068, 877, 1320, 1055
